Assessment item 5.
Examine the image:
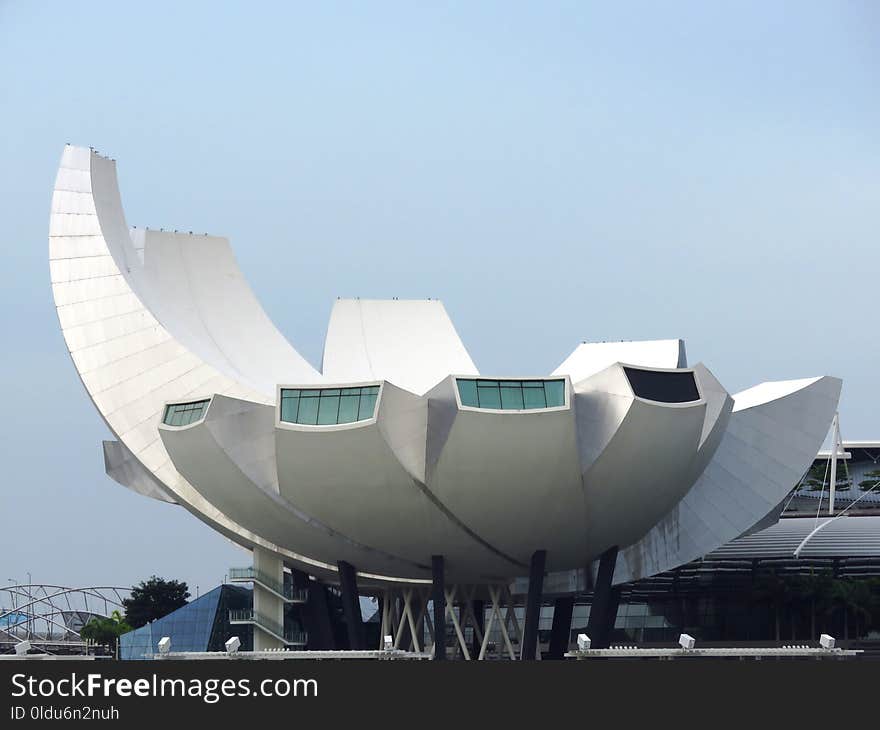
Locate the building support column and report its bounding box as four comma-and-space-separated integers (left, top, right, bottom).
337, 560, 363, 650
252, 547, 285, 651
292, 569, 335, 650
471, 599, 484, 658
547, 596, 574, 659
587, 545, 621, 650
405, 593, 420, 651
432, 555, 446, 660
521, 549, 547, 660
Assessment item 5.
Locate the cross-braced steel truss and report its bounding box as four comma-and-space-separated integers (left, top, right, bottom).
0, 584, 128, 653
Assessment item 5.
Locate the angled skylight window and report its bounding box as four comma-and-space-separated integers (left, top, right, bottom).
457, 379, 566, 410
163, 399, 211, 427
280, 386, 380, 426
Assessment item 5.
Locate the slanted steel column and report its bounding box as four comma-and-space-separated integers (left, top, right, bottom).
291, 568, 336, 650
587, 546, 621, 650
337, 560, 363, 650
521, 549, 547, 660
405, 593, 421, 651
471, 599, 485, 658
547, 596, 574, 659
432, 555, 446, 660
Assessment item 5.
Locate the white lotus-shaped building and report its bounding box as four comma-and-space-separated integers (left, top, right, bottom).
50, 145, 841, 655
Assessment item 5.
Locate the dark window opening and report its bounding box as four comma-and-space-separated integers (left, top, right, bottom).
623, 367, 699, 403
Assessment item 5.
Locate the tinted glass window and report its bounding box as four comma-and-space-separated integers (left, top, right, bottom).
280, 386, 380, 425
163, 399, 210, 427
623, 367, 700, 403
456, 379, 566, 411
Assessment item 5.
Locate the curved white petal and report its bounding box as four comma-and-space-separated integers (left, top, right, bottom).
614, 375, 842, 583
138, 228, 320, 395
50, 146, 371, 580
575, 365, 711, 557
102, 440, 177, 504
160, 395, 424, 578
274, 381, 519, 579
424, 377, 590, 571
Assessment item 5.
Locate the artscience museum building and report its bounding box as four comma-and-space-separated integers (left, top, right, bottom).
50, 145, 842, 658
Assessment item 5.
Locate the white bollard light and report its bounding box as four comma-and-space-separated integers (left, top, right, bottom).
383, 635, 393, 650
157, 636, 172, 655
819, 634, 835, 649
577, 634, 591, 651
679, 633, 696, 650
225, 636, 241, 654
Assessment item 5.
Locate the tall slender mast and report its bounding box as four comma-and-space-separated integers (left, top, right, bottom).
829, 412, 840, 515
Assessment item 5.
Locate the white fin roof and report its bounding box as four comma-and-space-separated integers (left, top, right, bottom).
553, 339, 686, 383
322, 299, 478, 395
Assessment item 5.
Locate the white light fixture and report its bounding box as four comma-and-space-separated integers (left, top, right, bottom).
819, 634, 835, 650
157, 636, 171, 655
383, 635, 393, 650
225, 636, 241, 654
679, 633, 695, 650
577, 634, 591, 651
14, 640, 31, 656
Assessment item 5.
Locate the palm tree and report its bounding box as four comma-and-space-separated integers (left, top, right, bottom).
80, 610, 131, 656
832, 580, 877, 640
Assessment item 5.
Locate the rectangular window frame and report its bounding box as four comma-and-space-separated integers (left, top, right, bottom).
276, 382, 383, 430
454, 376, 570, 414
161, 398, 212, 428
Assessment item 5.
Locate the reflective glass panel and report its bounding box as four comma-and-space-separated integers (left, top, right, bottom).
279, 386, 380, 425
358, 393, 378, 420
317, 394, 340, 425
337, 394, 360, 424
500, 383, 525, 409
456, 379, 565, 411
544, 380, 565, 407
476, 382, 502, 408
522, 385, 547, 409
296, 395, 319, 425
163, 399, 210, 426
457, 379, 479, 407
280, 395, 299, 423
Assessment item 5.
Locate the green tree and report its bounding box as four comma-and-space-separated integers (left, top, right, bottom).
833, 579, 879, 639
858, 469, 880, 492
80, 610, 131, 655
123, 576, 190, 629
755, 571, 790, 640
800, 463, 829, 492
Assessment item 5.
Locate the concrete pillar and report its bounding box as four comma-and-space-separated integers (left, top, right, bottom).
547, 596, 574, 659
337, 560, 363, 650
432, 555, 446, 660
521, 549, 547, 660
252, 547, 284, 651
587, 545, 621, 650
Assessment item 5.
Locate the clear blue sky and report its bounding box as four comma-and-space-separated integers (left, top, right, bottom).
1, 1, 877, 594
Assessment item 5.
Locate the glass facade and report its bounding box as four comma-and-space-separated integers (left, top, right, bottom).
119, 585, 253, 659
280, 386, 379, 425
456, 379, 565, 410
162, 399, 210, 427
121, 586, 222, 659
